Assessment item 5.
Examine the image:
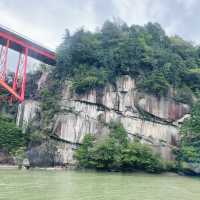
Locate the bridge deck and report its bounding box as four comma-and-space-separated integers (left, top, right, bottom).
0, 25, 56, 65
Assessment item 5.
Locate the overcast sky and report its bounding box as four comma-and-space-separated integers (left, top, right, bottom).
0, 0, 199, 50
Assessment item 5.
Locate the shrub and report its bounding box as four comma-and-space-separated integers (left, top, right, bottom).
121, 142, 164, 173
0, 115, 26, 154
71, 65, 110, 94
56, 20, 200, 96
74, 134, 95, 168
75, 122, 165, 173
138, 71, 170, 96
177, 101, 200, 163
173, 85, 193, 105
183, 68, 200, 91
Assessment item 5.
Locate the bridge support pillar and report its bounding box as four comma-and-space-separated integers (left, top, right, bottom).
0, 40, 28, 102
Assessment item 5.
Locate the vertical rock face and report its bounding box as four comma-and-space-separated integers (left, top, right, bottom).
137, 95, 190, 122
70, 76, 137, 114
54, 113, 103, 144
37, 71, 48, 90
16, 100, 40, 131
17, 75, 190, 164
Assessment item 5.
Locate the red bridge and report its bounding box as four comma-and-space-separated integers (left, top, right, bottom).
0, 25, 56, 102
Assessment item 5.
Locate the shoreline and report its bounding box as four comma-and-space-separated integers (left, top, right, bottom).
0, 164, 71, 171
0, 164, 179, 174
0, 164, 199, 177
0, 165, 18, 169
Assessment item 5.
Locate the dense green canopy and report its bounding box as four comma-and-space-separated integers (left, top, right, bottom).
56, 21, 200, 97
0, 115, 25, 154
178, 101, 200, 163
75, 122, 165, 173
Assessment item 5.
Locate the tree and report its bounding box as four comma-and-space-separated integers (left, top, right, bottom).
121, 142, 164, 173
56, 20, 200, 97
139, 71, 170, 96
0, 115, 26, 154
178, 101, 200, 163
74, 134, 95, 168
75, 122, 164, 172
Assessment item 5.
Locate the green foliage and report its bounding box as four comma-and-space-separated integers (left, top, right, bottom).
13, 147, 27, 168
0, 115, 26, 154
138, 71, 170, 96
40, 79, 60, 121
28, 130, 47, 146
87, 136, 122, 170
177, 101, 200, 163
173, 85, 193, 105
74, 134, 95, 168
183, 68, 200, 91
25, 70, 42, 99
56, 20, 200, 96
75, 122, 164, 173
108, 121, 128, 146
120, 142, 164, 173
71, 65, 110, 94
0, 87, 18, 116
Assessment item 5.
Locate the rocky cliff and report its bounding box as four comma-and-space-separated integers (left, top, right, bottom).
17, 75, 190, 166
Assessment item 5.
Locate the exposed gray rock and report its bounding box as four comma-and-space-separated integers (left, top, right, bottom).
37, 71, 48, 90
17, 75, 189, 165
63, 75, 137, 115
27, 141, 77, 166
54, 113, 108, 144
173, 114, 191, 127
182, 163, 200, 175
137, 94, 190, 122
17, 100, 40, 131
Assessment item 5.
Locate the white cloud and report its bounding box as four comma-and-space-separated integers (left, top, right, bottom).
0, 0, 200, 50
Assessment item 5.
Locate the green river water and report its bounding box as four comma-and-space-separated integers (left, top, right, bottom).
0, 169, 199, 200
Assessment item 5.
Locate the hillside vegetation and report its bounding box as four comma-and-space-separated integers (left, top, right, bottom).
44, 21, 200, 170
56, 20, 200, 100
2, 21, 200, 171
177, 101, 200, 164
0, 115, 25, 154
75, 122, 166, 173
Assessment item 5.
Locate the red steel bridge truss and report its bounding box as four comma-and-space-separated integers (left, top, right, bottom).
0, 25, 56, 102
